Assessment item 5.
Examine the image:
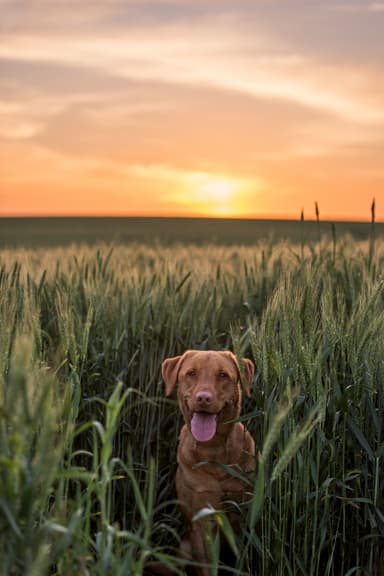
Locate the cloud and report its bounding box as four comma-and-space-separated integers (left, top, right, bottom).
2, 54, 382, 178
1, 12, 384, 126
332, 2, 384, 12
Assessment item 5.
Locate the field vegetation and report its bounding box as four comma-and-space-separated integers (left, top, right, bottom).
0, 225, 383, 575
2, 216, 384, 248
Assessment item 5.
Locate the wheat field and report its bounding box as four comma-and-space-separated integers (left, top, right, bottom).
0, 232, 383, 575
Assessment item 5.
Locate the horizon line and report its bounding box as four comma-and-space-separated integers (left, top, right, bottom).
0, 213, 381, 224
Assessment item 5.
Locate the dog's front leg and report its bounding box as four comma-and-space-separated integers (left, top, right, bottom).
188, 521, 213, 576
178, 486, 221, 576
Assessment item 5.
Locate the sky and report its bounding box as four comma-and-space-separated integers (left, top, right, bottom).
1, 0, 384, 220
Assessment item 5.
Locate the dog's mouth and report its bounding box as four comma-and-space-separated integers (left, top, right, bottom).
190, 411, 218, 442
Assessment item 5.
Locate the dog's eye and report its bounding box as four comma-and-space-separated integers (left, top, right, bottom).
186, 369, 197, 378
218, 371, 229, 379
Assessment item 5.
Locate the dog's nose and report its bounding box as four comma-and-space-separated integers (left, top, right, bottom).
196, 391, 212, 404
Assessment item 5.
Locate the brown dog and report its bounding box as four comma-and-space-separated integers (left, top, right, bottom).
162, 350, 255, 575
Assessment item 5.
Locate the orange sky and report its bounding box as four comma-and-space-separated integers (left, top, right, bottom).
1, 0, 384, 220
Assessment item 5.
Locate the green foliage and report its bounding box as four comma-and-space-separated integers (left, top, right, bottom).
0, 235, 383, 574
0, 337, 68, 575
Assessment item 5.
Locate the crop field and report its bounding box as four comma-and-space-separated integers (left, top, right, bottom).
1, 221, 384, 575
2, 217, 384, 248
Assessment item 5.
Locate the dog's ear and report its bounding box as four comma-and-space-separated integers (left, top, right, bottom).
224, 351, 255, 398
241, 358, 255, 398
162, 355, 182, 396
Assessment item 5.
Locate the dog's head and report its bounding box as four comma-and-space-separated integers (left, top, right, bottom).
162, 350, 254, 443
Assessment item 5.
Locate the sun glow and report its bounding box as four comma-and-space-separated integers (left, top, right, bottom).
198, 178, 235, 201
184, 172, 248, 216
121, 164, 261, 218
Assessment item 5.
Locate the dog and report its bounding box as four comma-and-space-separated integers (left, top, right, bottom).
162, 350, 255, 575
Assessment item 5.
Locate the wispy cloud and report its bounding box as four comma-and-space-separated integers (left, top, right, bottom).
1, 15, 383, 126
332, 2, 384, 12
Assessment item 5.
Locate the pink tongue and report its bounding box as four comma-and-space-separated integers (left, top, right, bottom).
191, 412, 217, 442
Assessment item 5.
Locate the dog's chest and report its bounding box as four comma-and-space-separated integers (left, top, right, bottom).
178, 437, 246, 487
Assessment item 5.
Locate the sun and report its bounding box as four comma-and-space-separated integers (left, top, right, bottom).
169, 170, 254, 217
186, 173, 242, 215
198, 178, 235, 202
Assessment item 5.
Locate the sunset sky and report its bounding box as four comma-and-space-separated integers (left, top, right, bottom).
1, 0, 384, 220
